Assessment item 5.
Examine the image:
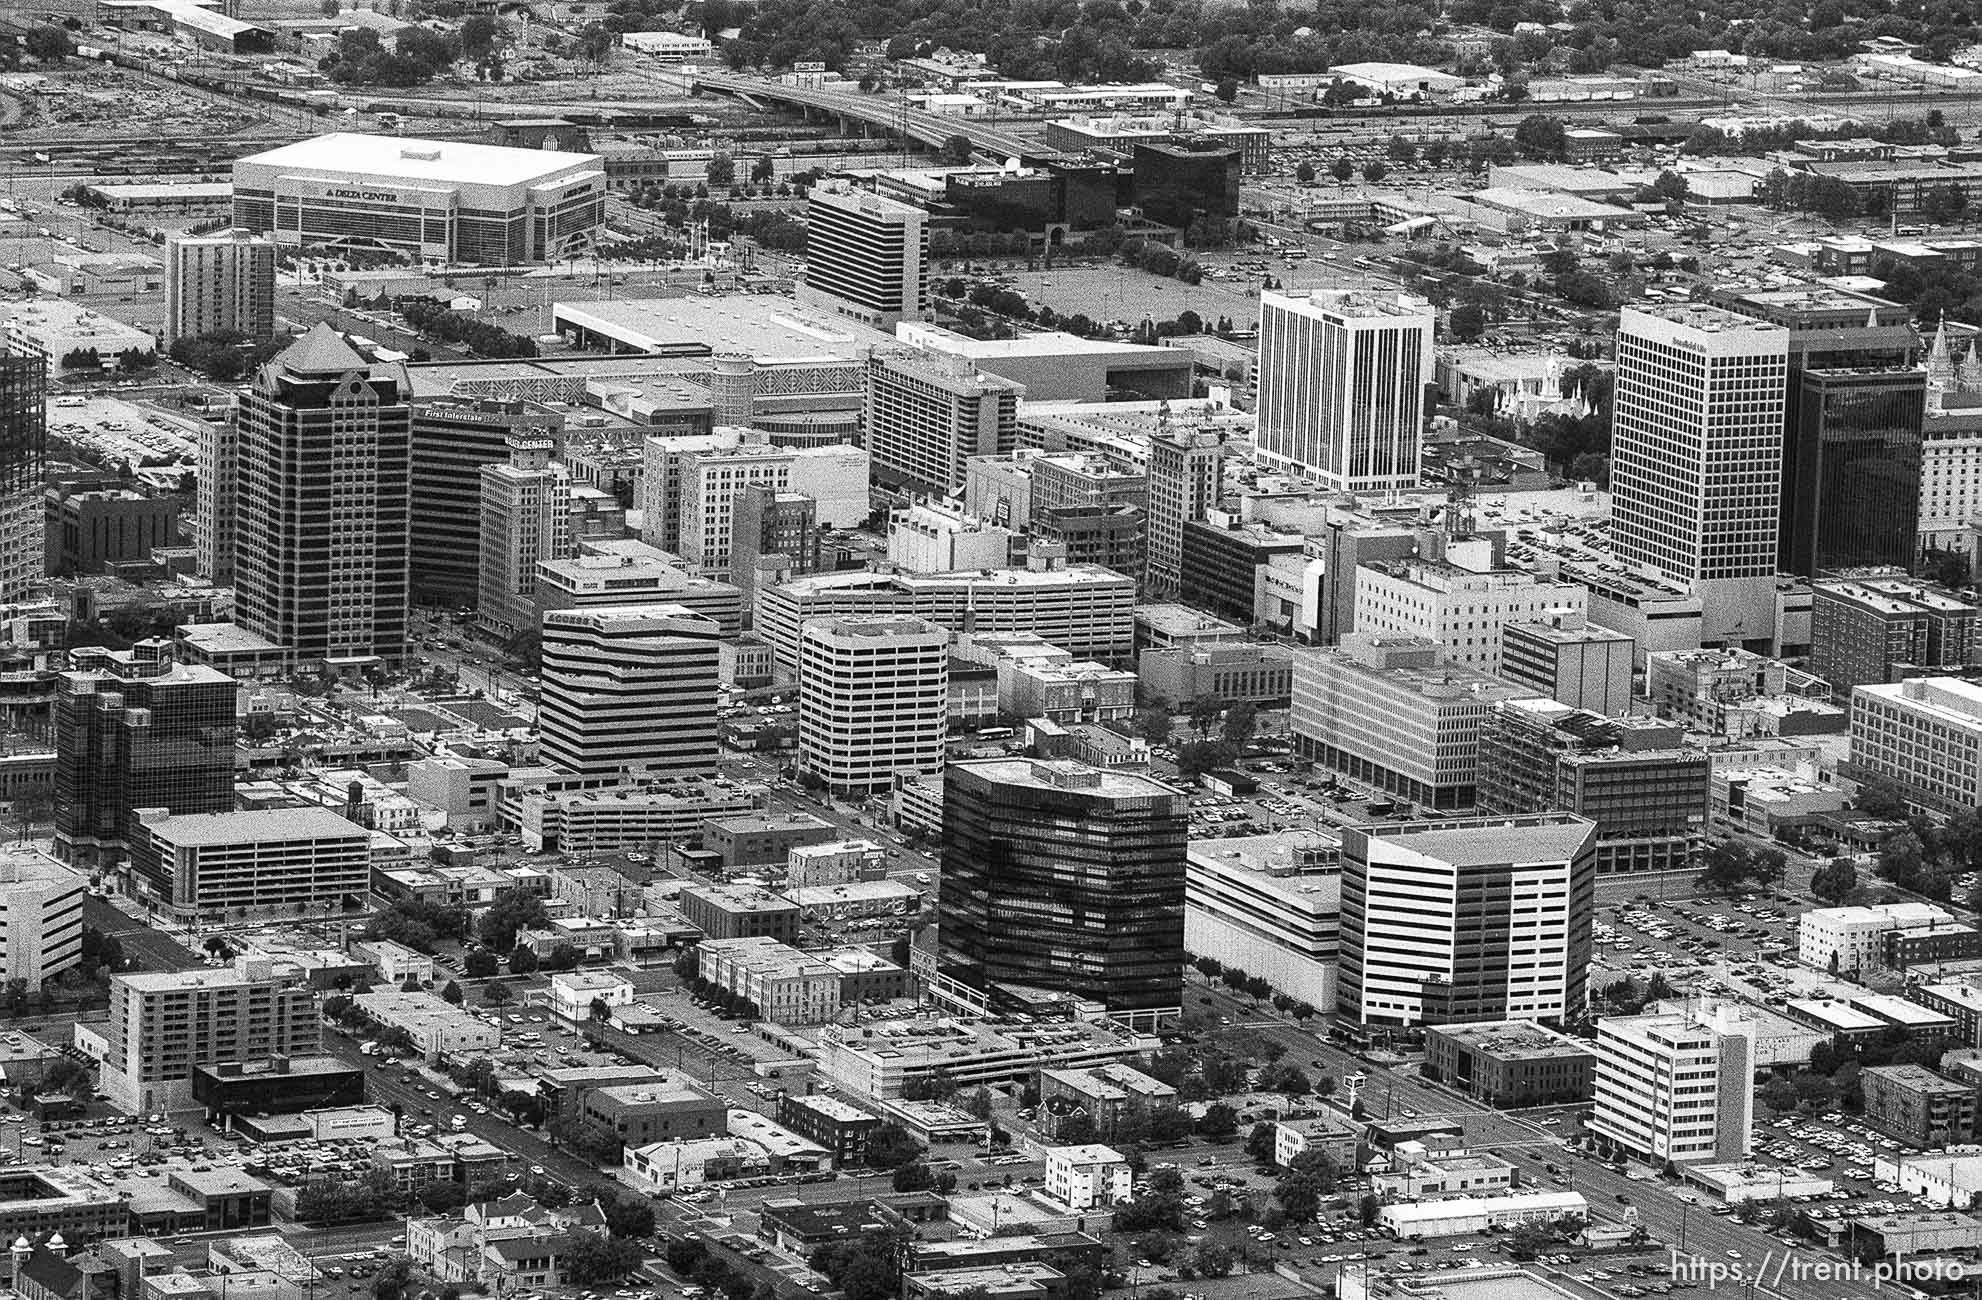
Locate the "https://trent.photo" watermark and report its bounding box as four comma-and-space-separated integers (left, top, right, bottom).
1669, 1249, 1974, 1291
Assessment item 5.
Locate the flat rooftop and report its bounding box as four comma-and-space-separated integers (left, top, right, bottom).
951, 757, 1182, 803
140, 806, 366, 847
1431, 1020, 1594, 1060
552, 296, 894, 358
237, 133, 600, 188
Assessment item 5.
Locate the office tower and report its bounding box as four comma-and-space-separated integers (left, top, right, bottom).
196, 407, 236, 583
1716, 288, 1921, 577
538, 604, 723, 779
1352, 538, 1588, 675
1476, 698, 1710, 875
0, 355, 46, 601
231, 325, 411, 665
731, 484, 822, 621
45, 482, 178, 578
412, 397, 564, 608
1920, 336, 1982, 552
102, 958, 320, 1112
164, 228, 276, 346
800, 180, 929, 329
796, 615, 948, 795
1500, 610, 1635, 717
1035, 505, 1145, 576
676, 441, 868, 572
53, 640, 238, 869
1794, 368, 1926, 573
1338, 813, 1596, 1027
1289, 634, 1529, 812
1254, 289, 1434, 492
1849, 676, 1982, 815
760, 563, 1137, 677
1610, 306, 1789, 644
1131, 140, 1242, 229
863, 349, 1024, 497
0, 844, 85, 985
1811, 574, 1978, 693
1590, 1003, 1756, 1166
479, 436, 574, 638
1145, 425, 1222, 597
939, 758, 1187, 1015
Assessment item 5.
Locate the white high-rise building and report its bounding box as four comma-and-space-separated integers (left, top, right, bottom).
1591, 1003, 1756, 1166
1610, 305, 1789, 643
1339, 813, 1596, 1027
797, 614, 948, 795
478, 435, 573, 637
539, 604, 723, 779
1254, 289, 1434, 492
0, 844, 86, 986
800, 181, 929, 330
165, 228, 276, 345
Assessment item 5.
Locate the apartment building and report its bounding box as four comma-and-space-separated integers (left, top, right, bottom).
102, 959, 320, 1112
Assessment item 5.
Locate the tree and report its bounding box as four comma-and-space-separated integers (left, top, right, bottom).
560, 1230, 643, 1283
1810, 856, 1858, 905
463, 949, 499, 978
439, 980, 464, 1005
1214, 78, 1238, 103
1295, 161, 1317, 184
508, 945, 541, 975
943, 134, 974, 165
964, 1086, 994, 1120
750, 154, 776, 184
1330, 156, 1355, 185
705, 152, 736, 189
1134, 705, 1173, 744
576, 21, 615, 63
483, 978, 513, 1006
1513, 113, 1568, 160
477, 887, 548, 952
1760, 1076, 1801, 1113
1857, 778, 1908, 820
1362, 161, 1389, 184
1197, 1102, 1239, 1139
1448, 302, 1488, 342
1696, 839, 1787, 893
25, 26, 74, 61
1219, 702, 1259, 745
1244, 1122, 1277, 1165
1190, 1241, 1236, 1278
459, 13, 502, 60
866, 1122, 922, 1169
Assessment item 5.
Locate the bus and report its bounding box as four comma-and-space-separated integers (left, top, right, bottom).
974, 726, 1014, 741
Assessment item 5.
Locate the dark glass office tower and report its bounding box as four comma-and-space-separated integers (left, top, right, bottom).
937, 758, 1187, 1015
1795, 368, 1927, 573
0, 355, 47, 600
1713, 288, 1920, 577
53, 640, 238, 868
232, 324, 411, 665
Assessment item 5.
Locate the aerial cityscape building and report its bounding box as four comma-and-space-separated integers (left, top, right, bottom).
12, 31, 1982, 1298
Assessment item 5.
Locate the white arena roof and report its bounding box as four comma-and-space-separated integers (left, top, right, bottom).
237, 133, 600, 188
